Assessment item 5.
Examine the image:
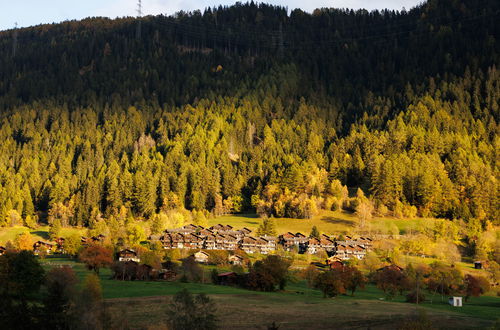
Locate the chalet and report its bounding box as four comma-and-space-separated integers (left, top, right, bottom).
158, 269, 177, 281
358, 237, 373, 249
91, 234, 106, 243
161, 232, 185, 249
55, 237, 65, 252
33, 241, 55, 255
474, 261, 482, 269
241, 236, 258, 254
228, 254, 244, 265
216, 271, 238, 286
167, 224, 199, 234
306, 237, 322, 254
118, 249, 140, 262
352, 245, 367, 259
81, 236, 90, 246
183, 233, 203, 249
203, 233, 217, 250
333, 244, 350, 260
258, 236, 277, 254
279, 232, 301, 250
209, 224, 237, 237
198, 228, 214, 237
223, 235, 239, 250
319, 235, 335, 252
240, 227, 252, 235
194, 251, 210, 263
326, 256, 344, 270
0, 246, 6, 256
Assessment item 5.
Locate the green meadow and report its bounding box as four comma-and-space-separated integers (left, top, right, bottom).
39, 256, 499, 329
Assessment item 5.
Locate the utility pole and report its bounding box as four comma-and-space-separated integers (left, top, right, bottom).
12, 22, 18, 58
136, 0, 142, 40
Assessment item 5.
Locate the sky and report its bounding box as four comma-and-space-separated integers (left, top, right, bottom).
0, 0, 424, 32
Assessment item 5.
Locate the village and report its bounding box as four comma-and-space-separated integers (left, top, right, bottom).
0, 224, 374, 266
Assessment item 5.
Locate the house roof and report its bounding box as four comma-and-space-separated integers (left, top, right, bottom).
194, 251, 209, 256
119, 248, 137, 255
218, 271, 237, 277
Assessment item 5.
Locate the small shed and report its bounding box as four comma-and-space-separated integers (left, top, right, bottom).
449, 296, 463, 307
474, 261, 482, 269
228, 254, 244, 265
194, 251, 209, 263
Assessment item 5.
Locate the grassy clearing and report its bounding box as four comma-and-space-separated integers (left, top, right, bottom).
0, 226, 85, 245
210, 211, 437, 236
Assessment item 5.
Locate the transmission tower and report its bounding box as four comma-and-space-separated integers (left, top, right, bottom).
136, 0, 142, 39
12, 22, 18, 58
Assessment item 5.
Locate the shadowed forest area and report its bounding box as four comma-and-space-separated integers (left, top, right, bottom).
0, 0, 498, 265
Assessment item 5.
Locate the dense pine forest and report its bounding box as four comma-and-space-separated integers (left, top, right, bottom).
0, 0, 498, 233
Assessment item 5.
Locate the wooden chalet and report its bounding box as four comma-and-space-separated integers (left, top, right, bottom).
241, 236, 259, 254
258, 236, 277, 254
319, 235, 335, 252
240, 227, 252, 235
228, 254, 244, 265
91, 234, 106, 243
0, 246, 6, 256
183, 233, 203, 249
216, 271, 238, 286
197, 228, 214, 237
118, 249, 140, 262
55, 237, 65, 252
203, 233, 217, 250
167, 224, 200, 234
194, 251, 210, 263
33, 241, 55, 255
209, 224, 234, 233
306, 237, 322, 254
326, 256, 344, 269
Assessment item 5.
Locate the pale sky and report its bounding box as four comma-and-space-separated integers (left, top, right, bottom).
0, 0, 423, 32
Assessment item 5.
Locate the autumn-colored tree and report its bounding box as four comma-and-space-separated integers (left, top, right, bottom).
14, 232, 34, 251
314, 270, 345, 298
374, 266, 409, 299
79, 245, 113, 274
247, 255, 291, 291
340, 265, 367, 296
64, 233, 82, 256
463, 274, 490, 302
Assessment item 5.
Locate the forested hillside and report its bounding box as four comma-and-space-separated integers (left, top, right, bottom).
0, 0, 497, 232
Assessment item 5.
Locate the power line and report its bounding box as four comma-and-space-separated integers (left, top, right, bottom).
136, 0, 142, 40
12, 22, 18, 58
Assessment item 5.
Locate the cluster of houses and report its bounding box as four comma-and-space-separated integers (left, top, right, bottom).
0, 224, 373, 263
153, 224, 373, 260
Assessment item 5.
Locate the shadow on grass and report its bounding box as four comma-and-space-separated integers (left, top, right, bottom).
31, 231, 50, 240
320, 216, 355, 227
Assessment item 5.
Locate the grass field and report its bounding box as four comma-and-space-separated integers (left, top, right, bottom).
39, 257, 499, 329
210, 210, 437, 236
0, 225, 84, 245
